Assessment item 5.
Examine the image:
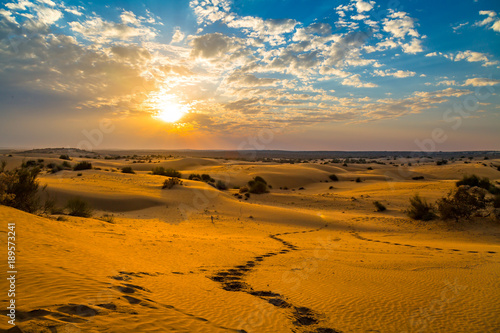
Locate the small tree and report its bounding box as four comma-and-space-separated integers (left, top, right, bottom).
1, 165, 42, 213
248, 176, 268, 194
437, 187, 486, 222
406, 194, 436, 221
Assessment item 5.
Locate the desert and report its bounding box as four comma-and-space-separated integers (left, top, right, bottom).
1, 150, 499, 333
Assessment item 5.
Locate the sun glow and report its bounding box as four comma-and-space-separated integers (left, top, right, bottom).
154, 101, 188, 123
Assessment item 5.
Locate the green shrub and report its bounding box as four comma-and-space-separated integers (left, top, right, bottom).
329, 174, 339, 181
152, 167, 181, 178
437, 187, 486, 222
121, 166, 135, 174
66, 198, 93, 217
406, 194, 436, 221
73, 161, 92, 171
59, 154, 70, 160
373, 201, 386, 212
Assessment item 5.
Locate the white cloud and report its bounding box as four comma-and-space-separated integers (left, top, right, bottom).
34, 5, 61, 25
383, 11, 420, 39
120, 10, 140, 26
425, 52, 438, 57
374, 69, 416, 78
475, 10, 500, 32
400, 38, 423, 54
414, 88, 472, 98
64, 7, 82, 16
69, 16, 157, 43
0, 9, 18, 24
342, 74, 377, 88
171, 27, 185, 43
454, 50, 498, 66
452, 22, 468, 33
189, 0, 231, 25
353, 0, 374, 13
436, 80, 457, 86
463, 78, 500, 86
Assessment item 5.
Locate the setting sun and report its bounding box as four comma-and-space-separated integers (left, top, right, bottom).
155, 102, 188, 123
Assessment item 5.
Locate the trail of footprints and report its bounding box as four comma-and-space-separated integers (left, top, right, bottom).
350, 232, 497, 255
209, 227, 343, 333
5, 271, 243, 333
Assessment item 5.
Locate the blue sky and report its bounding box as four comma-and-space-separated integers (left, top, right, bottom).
0, 0, 499, 150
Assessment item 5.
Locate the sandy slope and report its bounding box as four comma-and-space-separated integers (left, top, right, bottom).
1, 157, 500, 333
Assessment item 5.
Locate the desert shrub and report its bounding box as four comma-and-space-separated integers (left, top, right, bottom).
201, 174, 215, 182
355, 177, 362, 183
48, 163, 63, 173
367, 167, 373, 170
66, 198, 93, 217
456, 174, 499, 194
162, 177, 182, 189
62, 161, 72, 169
329, 174, 339, 181
23, 160, 38, 167
73, 161, 92, 171
215, 180, 227, 190
239, 186, 249, 193
248, 176, 268, 194
497, 166, 500, 172
152, 167, 181, 178
244, 192, 250, 198
437, 187, 486, 222
373, 201, 386, 212
0, 163, 42, 213
436, 159, 448, 166
121, 166, 135, 174
188, 173, 201, 180
343, 163, 348, 167
412, 176, 424, 180
406, 194, 436, 221
43, 194, 63, 215
254, 176, 267, 184
59, 154, 70, 160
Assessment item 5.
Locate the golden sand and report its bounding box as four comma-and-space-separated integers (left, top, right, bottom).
1, 156, 499, 332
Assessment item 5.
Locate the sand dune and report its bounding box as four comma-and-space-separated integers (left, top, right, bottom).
1, 156, 500, 332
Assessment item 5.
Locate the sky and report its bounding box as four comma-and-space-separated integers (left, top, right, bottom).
0, 0, 499, 151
